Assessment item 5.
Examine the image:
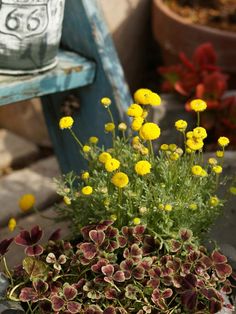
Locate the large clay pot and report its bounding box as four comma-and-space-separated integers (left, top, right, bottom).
0, 0, 65, 74
152, 0, 236, 86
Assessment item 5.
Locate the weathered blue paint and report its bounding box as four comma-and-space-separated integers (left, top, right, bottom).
0, 50, 95, 106
42, 0, 132, 174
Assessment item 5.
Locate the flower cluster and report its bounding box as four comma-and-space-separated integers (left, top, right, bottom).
158, 42, 236, 147
1, 222, 234, 313
56, 89, 231, 239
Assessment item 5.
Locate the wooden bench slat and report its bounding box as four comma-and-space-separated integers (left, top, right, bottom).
0, 50, 96, 106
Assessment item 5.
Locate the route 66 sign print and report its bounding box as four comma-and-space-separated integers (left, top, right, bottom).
0, 0, 48, 38
0, 0, 65, 74
0, 0, 49, 39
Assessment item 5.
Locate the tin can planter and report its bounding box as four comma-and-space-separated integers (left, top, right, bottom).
0, 0, 65, 74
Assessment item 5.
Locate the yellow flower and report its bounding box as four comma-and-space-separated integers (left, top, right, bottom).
169, 144, 177, 152
132, 136, 140, 145
111, 172, 129, 188
134, 88, 152, 105
149, 92, 161, 106
218, 136, 230, 147
59, 116, 74, 129
189, 203, 197, 210
110, 214, 117, 221
165, 204, 172, 211
63, 196, 71, 205
99, 152, 112, 163
186, 131, 193, 139
170, 152, 180, 161
81, 186, 93, 195
175, 119, 188, 132
209, 196, 219, 207
186, 137, 204, 151
105, 122, 115, 132
160, 144, 169, 151
216, 150, 224, 158
105, 158, 120, 172
140, 147, 149, 155
89, 136, 99, 144
135, 160, 151, 176
208, 158, 217, 165
131, 117, 144, 131
127, 104, 143, 117
158, 204, 164, 210
101, 97, 111, 107
192, 165, 204, 176
133, 217, 141, 225
8, 218, 16, 232
142, 110, 148, 119
139, 123, 161, 141
139, 206, 148, 214
118, 123, 127, 131
19, 194, 35, 212
190, 99, 207, 112
83, 145, 91, 153
193, 127, 207, 139
213, 165, 222, 174
81, 171, 89, 180
229, 186, 236, 195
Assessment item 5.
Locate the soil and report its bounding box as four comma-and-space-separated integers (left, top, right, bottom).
164, 0, 236, 32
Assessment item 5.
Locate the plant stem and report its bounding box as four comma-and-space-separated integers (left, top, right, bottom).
197, 112, 200, 127
69, 129, 83, 149
3, 257, 13, 286
148, 140, 154, 160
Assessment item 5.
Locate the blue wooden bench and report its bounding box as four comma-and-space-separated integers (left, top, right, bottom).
0, 0, 132, 174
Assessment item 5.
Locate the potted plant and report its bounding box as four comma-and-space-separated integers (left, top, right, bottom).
1, 89, 235, 312
0, 0, 65, 74
157, 42, 236, 149
152, 0, 236, 87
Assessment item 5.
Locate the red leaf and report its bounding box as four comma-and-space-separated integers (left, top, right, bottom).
102, 264, 114, 277
80, 243, 97, 260
212, 251, 227, 264
67, 301, 81, 313
63, 285, 78, 301
89, 230, 105, 246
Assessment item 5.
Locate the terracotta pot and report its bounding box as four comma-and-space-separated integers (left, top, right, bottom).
152, 0, 236, 86
0, 0, 65, 74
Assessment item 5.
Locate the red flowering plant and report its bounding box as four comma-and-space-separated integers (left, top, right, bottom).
158, 43, 236, 148
1, 222, 235, 313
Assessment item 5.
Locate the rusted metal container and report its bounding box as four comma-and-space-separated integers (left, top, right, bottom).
0, 0, 65, 74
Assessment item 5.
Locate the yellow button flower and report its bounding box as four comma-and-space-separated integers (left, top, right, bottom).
19, 194, 35, 212
192, 165, 204, 176
105, 122, 115, 132
101, 97, 111, 107
193, 127, 207, 139
216, 150, 224, 158
135, 160, 151, 176
169, 144, 177, 152
140, 147, 149, 155
218, 137, 230, 147
160, 144, 169, 151
132, 136, 141, 145
139, 123, 161, 141
59, 116, 74, 129
209, 196, 219, 207
118, 123, 127, 131
170, 152, 180, 161
149, 92, 161, 106
63, 196, 71, 205
175, 119, 188, 132
99, 152, 112, 164
134, 88, 152, 105
142, 110, 148, 119
8, 218, 16, 232
186, 137, 204, 151
105, 158, 120, 172
131, 117, 144, 131
213, 165, 222, 174
110, 214, 117, 221
186, 131, 194, 139
81, 186, 93, 195
111, 172, 129, 188
89, 136, 99, 144
81, 171, 89, 180
190, 99, 207, 112
127, 104, 143, 117
230, 186, 236, 195
133, 217, 141, 225
189, 203, 197, 210
165, 204, 172, 211
208, 158, 217, 165
83, 145, 91, 153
